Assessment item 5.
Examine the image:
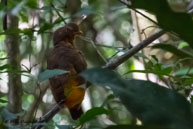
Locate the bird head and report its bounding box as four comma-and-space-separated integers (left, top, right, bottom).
53, 23, 82, 46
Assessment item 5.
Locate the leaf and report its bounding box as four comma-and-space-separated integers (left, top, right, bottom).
184, 77, 193, 85
26, 0, 38, 9
0, 98, 8, 103
0, 57, 8, 60
134, 53, 149, 59
56, 125, 72, 129
19, 11, 28, 22
39, 6, 51, 11
104, 125, 173, 129
0, 64, 11, 70
130, 0, 193, 48
11, 1, 24, 15
38, 69, 68, 82
81, 68, 193, 129
78, 107, 109, 125
178, 41, 189, 49
125, 67, 172, 76
152, 43, 193, 58
0, 123, 7, 129
21, 28, 34, 37
174, 68, 193, 76
1, 108, 24, 120
38, 23, 54, 34
101, 94, 115, 107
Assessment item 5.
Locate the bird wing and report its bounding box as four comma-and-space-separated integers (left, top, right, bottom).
47, 46, 86, 105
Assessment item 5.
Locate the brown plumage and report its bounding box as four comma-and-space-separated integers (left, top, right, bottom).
47, 23, 87, 120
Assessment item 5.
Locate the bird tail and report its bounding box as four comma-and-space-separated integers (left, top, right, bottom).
69, 106, 83, 120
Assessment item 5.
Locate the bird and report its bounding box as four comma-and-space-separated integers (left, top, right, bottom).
47, 22, 87, 120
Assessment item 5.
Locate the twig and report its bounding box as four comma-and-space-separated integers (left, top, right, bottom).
78, 36, 128, 49
51, 3, 67, 24
104, 29, 165, 69
90, 39, 108, 63
32, 100, 65, 129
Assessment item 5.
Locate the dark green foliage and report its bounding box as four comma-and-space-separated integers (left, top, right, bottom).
81, 68, 193, 129
105, 125, 174, 129
78, 107, 109, 125
152, 43, 193, 58
130, 0, 193, 48
38, 69, 68, 82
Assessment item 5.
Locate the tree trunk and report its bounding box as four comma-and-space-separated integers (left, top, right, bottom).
5, 14, 22, 113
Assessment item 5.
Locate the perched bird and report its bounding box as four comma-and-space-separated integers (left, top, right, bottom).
47, 23, 87, 120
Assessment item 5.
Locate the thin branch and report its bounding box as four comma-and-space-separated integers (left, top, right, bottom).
104, 29, 165, 69
90, 38, 108, 63
32, 100, 65, 129
78, 36, 128, 49
51, 3, 67, 24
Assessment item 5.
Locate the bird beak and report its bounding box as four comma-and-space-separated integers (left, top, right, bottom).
76, 30, 83, 35
75, 15, 87, 25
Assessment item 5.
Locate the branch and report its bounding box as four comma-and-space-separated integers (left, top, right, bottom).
32, 100, 65, 129
51, 3, 67, 24
104, 29, 165, 69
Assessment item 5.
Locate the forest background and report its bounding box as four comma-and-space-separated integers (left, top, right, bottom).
0, 0, 193, 129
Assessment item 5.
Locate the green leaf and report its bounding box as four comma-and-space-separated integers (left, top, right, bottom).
2, 108, 24, 120
0, 99, 8, 103
134, 53, 149, 59
56, 125, 72, 129
38, 23, 54, 34
104, 125, 173, 129
174, 68, 193, 76
151, 55, 159, 62
130, 0, 193, 48
39, 6, 51, 11
19, 11, 29, 22
0, 123, 7, 129
125, 65, 172, 76
152, 43, 193, 58
21, 28, 34, 37
184, 77, 193, 85
0, 64, 11, 70
78, 107, 109, 125
178, 41, 189, 49
11, 1, 24, 15
26, 0, 38, 9
0, 57, 8, 60
38, 69, 68, 82
81, 68, 193, 129
0, 28, 21, 36
101, 94, 115, 107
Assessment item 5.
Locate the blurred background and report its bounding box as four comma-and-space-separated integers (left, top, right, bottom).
0, 0, 192, 128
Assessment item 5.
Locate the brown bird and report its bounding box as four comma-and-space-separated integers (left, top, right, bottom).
47, 23, 87, 120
